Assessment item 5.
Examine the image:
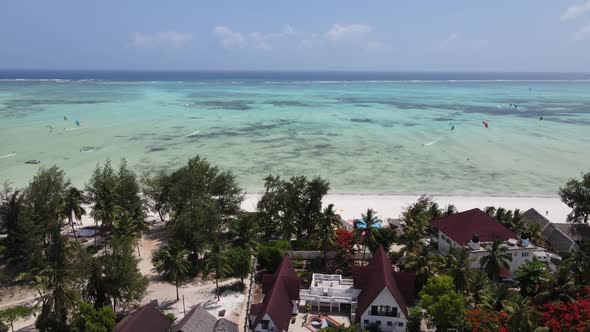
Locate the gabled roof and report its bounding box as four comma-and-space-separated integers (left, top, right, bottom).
522, 208, 551, 230
553, 223, 590, 242
351, 246, 412, 319
172, 304, 216, 332
113, 302, 172, 332
430, 208, 517, 245
250, 255, 300, 332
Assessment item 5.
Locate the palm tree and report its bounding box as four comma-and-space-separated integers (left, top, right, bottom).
480, 239, 512, 281
61, 187, 87, 241
317, 204, 341, 263
469, 269, 490, 304
203, 243, 232, 301
230, 212, 260, 251
437, 247, 473, 293
404, 246, 439, 290
443, 204, 458, 216
535, 262, 576, 304
565, 241, 590, 285
280, 216, 297, 258
401, 225, 425, 256
479, 283, 511, 312
355, 209, 380, 263
502, 295, 538, 332
110, 213, 148, 256
152, 243, 191, 301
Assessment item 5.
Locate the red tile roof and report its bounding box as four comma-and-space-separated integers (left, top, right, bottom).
352, 246, 412, 320
113, 302, 172, 332
393, 271, 416, 307
430, 208, 518, 245
250, 255, 300, 332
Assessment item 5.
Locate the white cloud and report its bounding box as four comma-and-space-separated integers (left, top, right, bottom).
213, 26, 246, 49
132, 32, 192, 49
324, 24, 372, 41
573, 23, 590, 40
561, 1, 590, 21
213, 25, 299, 51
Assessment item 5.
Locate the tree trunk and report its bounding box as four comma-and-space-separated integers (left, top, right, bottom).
158, 210, 165, 222
215, 277, 220, 301
323, 239, 328, 268
136, 242, 141, 257
70, 215, 78, 242
176, 279, 179, 301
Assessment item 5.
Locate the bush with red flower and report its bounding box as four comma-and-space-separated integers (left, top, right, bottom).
334, 228, 356, 274
540, 297, 590, 331
465, 308, 508, 332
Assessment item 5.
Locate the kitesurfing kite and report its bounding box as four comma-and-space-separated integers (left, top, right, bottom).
45, 125, 53, 133
63, 114, 67, 120
450, 124, 455, 131
482, 120, 489, 128
75, 119, 80, 127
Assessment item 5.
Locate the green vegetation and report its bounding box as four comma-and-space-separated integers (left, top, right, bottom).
559, 171, 590, 223
418, 275, 465, 330
0, 306, 32, 332
480, 238, 512, 282
152, 242, 191, 300
1, 159, 589, 332
70, 302, 116, 332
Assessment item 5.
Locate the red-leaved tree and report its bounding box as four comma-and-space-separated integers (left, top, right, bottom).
334, 228, 356, 275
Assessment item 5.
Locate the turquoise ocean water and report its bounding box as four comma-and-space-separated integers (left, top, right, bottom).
1, 71, 589, 195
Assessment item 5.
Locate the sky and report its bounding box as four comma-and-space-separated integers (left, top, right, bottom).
1, 0, 590, 71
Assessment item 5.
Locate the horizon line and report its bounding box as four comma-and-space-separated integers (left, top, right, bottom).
1, 68, 589, 74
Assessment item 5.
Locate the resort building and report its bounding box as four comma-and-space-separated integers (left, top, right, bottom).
431, 208, 549, 276
172, 303, 239, 332
112, 302, 172, 332
522, 208, 590, 253
249, 256, 301, 332
299, 246, 415, 332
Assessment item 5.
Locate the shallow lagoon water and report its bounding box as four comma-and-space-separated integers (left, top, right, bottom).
1, 72, 589, 195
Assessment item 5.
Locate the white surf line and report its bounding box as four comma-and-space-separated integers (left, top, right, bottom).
65, 127, 85, 131
0, 152, 16, 159
182, 130, 200, 138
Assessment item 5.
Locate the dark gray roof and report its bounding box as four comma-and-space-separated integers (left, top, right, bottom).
214, 319, 239, 332
522, 208, 551, 229
553, 223, 590, 242
173, 305, 216, 332
173, 304, 239, 332
543, 226, 576, 253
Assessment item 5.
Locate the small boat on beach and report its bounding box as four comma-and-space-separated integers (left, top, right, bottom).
25, 160, 41, 164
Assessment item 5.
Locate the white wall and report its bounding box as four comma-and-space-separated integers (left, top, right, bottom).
252, 313, 278, 332
469, 246, 540, 275
360, 288, 408, 332
437, 232, 460, 253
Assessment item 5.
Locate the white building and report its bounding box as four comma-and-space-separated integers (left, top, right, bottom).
431, 208, 549, 276
249, 256, 300, 332
299, 246, 415, 332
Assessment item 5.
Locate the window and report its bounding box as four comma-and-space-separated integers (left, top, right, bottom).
261, 320, 269, 329
387, 322, 393, 327
398, 322, 404, 327
370, 305, 398, 317
376, 321, 381, 326
364, 320, 369, 325
522, 252, 529, 257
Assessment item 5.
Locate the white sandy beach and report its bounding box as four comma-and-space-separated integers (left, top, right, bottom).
243, 194, 570, 223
